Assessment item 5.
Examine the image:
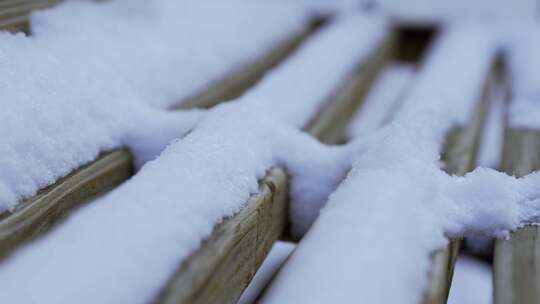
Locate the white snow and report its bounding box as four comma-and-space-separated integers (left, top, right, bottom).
249, 13, 389, 237
477, 90, 505, 168
263, 23, 540, 303
505, 25, 540, 129
30, 0, 310, 109
347, 64, 415, 138
0, 31, 204, 211
238, 241, 295, 304
447, 256, 492, 304
370, 0, 538, 23
4, 1, 540, 302
0, 12, 389, 304
0, 0, 309, 212
242, 13, 388, 128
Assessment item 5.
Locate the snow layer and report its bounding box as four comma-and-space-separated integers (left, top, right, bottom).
30, 0, 309, 109
347, 64, 415, 138
246, 14, 389, 236
506, 25, 540, 129
242, 13, 388, 128
263, 24, 540, 303
477, 91, 505, 168
238, 241, 295, 304
447, 256, 492, 304
0, 0, 309, 211
370, 0, 538, 22
0, 13, 388, 304
0, 31, 203, 211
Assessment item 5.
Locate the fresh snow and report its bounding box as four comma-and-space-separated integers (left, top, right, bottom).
0, 31, 204, 211
263, 24, 540, 303
477, 91, 505, 168
369, 0, 538, 22
347, 64, 415, 138
3, 1, 540, 302
506, 25, 540, 129
0, 13, 388, 304
30, 0, 310, 109
238, 241, 295, 304
242, 13, 388, 128
447, 256, 492, 304
0, 0, 309, 212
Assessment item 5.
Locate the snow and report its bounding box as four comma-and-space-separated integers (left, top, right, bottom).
347, 64, 415, 138
30, 0, 310, 109
477, 91, 505, 168
4, 1, 540, 302
0, 0, 309, 212
238, 241, 295, 304
505, 25, 540, 129
242, 13, 388, 128
447, 256, 492, 304
370, 0, 538, 23
0, 31, 204, 211
249, 13, 389, 237
0, 12, 389, 304
263, 24, 540, 303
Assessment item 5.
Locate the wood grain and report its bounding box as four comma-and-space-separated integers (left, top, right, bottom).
494, 129, 540, 304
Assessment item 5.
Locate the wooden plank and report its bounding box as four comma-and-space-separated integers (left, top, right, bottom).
422, 60, 503, 303
493, 129, 540, 304
157, 31, 394, 304
0, 149, 133, 260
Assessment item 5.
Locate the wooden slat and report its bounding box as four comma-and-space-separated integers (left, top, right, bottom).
157, 30, 395, 304
0, 149, 133, 260
423, 59, 503, 303
493, 129, 540, 304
